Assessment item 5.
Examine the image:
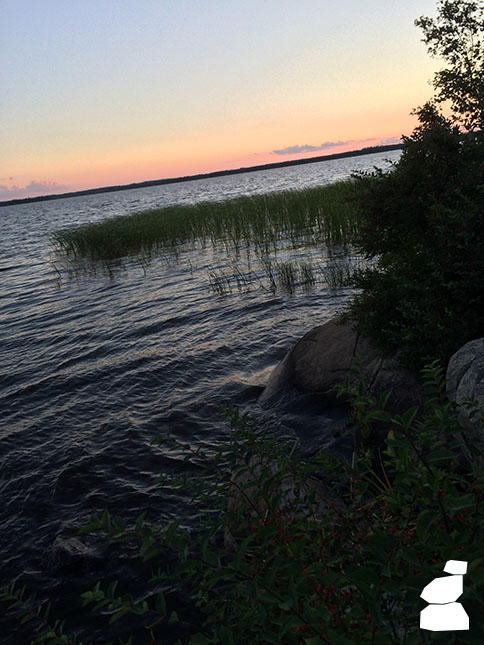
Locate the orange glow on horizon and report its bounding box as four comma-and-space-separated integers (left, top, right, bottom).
2, 0, 441, 201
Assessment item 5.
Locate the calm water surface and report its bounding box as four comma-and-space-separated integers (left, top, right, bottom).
0, 151, 399, 642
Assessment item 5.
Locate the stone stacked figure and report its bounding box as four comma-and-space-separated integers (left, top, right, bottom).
420, 560, 469, 631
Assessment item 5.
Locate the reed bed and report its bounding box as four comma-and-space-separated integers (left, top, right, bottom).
52, 180, 358, 262
51, 180, 363, 292
207, 253, 368, 295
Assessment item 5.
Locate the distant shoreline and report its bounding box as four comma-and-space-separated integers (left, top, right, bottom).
0, 143, 402, 208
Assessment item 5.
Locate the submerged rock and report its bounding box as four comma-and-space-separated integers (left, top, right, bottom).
46, 535, 98, 572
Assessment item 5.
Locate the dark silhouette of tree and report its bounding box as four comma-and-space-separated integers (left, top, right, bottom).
415, 0, 484, 131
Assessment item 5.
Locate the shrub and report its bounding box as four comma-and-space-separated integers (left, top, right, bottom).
344, 103, 484, 369
2, 361, 484, 643
415, 0, 484, 132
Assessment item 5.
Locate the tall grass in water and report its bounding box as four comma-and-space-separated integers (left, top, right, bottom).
52, 180, 358, 265
208, 254, 368, 295
51, 180, 365, 292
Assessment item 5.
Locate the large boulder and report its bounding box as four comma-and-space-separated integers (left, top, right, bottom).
259, 317, 424, 417
226, 319, 427, 550
446, 338, 484, 445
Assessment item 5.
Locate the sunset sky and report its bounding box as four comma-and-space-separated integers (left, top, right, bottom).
1, 0, 441, 201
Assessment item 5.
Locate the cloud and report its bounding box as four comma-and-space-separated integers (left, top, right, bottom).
272, 141, 349, 156
272, 136, 403, 157
0, 180, 67, 201
378, 136, 403, 145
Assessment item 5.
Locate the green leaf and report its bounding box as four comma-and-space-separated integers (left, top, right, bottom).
258, 592, 279, 605
135, 510, 148, 532
101, 508, 111, 529
400, 406, 419, 428
108, 606, 131, 624
428, 448, 458, 463
217, 626, 235, 644
277, 614, 304, 638
188, 634, 212, 645
278, 599, 293, 611
43, 601, 52, 622
92, 598, 111, 612
400, 547, 420, 567
20, 612, 35, 625
234, 534, 254, 569
168, 610, 179, 624
467, 585, 484, 607
448, 494, 475, 512
416, 509, 438, 541
189, 634, 212, 645
155, 590, 167, 614
107, 581, 118, 597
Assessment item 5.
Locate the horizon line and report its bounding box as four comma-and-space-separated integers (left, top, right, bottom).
0, 142, 403, 208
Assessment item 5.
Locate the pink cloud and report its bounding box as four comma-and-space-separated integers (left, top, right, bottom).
0, 180, 68, 201
272, 141, 350, 155
378, 136, 403, 145
271, 136, 402, 157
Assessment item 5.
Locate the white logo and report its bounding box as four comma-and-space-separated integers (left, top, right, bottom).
420, 560, 469, 631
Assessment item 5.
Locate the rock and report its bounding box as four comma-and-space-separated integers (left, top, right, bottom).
259, 317, 424, 418
226, 319, 429, 550
259, 318, 373, 408
46, 535, 96, 572
446, 338, 484, 447
370, 352, 426, 418
290, 319, 378, 396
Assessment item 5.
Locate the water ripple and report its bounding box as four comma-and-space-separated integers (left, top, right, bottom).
0, 151, 399, 642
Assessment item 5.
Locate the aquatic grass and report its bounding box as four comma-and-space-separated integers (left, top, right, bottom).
51, 180, 359, 272
321, 254, 369, 289
300, 261, 316, 291
206, 253, 365, 296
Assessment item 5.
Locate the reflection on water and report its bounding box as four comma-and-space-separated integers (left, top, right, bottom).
0, 150, 399, 642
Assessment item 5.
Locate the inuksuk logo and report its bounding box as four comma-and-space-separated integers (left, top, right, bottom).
420, 560, 469, 631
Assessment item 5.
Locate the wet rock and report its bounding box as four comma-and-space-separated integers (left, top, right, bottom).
259, 316, 424, 418
46, 535, 97, 572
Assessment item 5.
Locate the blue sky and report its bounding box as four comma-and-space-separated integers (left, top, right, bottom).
1, 0, 440, 199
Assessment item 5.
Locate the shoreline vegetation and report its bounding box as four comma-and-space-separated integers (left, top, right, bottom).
0, 143, 402, 208
3, 2, 484, 641
52, 179, 367, 291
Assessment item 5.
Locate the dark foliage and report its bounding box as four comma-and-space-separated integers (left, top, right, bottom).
345, 103, 484, 369
415, 0, 484, 131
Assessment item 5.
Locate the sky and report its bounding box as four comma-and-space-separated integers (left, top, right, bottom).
1, 0, 442, 201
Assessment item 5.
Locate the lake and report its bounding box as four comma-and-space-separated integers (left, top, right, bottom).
0, 150, 400, 642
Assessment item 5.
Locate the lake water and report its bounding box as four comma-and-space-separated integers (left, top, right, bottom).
0, 150, 400, 642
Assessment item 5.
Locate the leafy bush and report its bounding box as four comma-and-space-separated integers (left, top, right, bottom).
343, 0, 484, 369
344, 103, 484, 369
415, 0, 484, 132
3, 361, 484, 644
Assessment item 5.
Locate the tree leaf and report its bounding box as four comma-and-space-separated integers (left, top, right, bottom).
428, 448, 458, 463
416, 509, 438, 541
